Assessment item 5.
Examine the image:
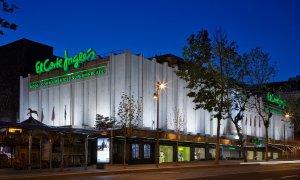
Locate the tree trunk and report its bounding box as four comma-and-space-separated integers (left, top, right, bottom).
265, 127, 269, 161
235, 123, 247, 162
176, 133, 179, 165
215, 118, 221, 164
123, 136, 126, 168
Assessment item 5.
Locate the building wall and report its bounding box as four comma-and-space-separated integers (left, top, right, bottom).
20, 51, 292, 141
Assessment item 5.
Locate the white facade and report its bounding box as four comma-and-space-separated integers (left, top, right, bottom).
19, 51, 292, 141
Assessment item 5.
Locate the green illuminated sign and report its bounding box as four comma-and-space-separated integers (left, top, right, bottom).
267, 92, 286, 109
228, 147, 236, 151
30, 65, 106, 89
251, 138, 263, 145
35, 48, 96, 74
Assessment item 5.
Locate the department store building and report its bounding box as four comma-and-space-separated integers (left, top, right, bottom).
19, 48, 296, 164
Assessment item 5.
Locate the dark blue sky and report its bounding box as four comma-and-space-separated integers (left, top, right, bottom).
2, 0, 300, 82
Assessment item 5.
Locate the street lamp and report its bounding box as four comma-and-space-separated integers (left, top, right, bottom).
154, 81, 166, 168
283, 113, 290, 159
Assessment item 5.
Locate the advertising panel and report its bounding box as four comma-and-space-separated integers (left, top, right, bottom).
97, 138, 110, 163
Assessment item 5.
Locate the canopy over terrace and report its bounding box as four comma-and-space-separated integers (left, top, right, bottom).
0, 117, 101, 170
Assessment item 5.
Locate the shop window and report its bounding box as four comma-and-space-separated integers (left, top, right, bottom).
159, 145, 173, 163
194, 147, 205, 160
257, 151, 263, 160
132, 144, 139, 159
209, 148, 216, 159
143, 144, 151, 159
273, 152, 278, 159
178, 146, 190, 162
247, 151, 254, 160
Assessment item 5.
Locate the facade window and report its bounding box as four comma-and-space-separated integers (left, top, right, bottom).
143, 144, 151, 159
132, 144, 139, 159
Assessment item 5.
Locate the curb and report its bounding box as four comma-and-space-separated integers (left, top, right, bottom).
0, 163, 259, 180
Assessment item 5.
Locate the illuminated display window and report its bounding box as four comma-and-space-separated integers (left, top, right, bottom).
209, 148, 216, 159
247, 151, 254, 160
132, 144, 140, 159
30, 65, 106, 89
194, 147, 205, 160
159, 145, 173, 163
273, 152, 278, 159
143, 144, 151, 159
256, 151, 263, 160
178, 146, 190, 162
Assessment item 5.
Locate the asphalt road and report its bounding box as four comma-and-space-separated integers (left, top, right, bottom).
65, 164, 300, 180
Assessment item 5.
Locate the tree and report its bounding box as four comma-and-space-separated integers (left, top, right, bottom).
0, 0, 17, 35
169, 108, 185, 164
225, 82, 251, 162
116, 93, 142, 168
243, 47, 276, 161
177, 29, 241, 164
95, 114, 115, 131
95, 114, 116, 164
283, 95, 300, 134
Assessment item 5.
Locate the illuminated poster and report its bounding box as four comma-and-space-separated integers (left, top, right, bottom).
97, 138, 110, 163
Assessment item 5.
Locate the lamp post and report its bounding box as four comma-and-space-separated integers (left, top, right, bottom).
283, 113, 290, 159
153, 81, 166, 168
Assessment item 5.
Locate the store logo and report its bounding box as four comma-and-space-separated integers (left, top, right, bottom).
35, 48, 96, 74
267, 92, 286, 109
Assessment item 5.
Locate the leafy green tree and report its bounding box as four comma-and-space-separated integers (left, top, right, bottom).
284, 96, 300, 135
177, 29, 241, 164
226, 82, 251, 162
116, 93, 142, 168
243, 47, 276, 161
0, 0, 17, 35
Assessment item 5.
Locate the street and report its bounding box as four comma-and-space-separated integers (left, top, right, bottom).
65, 164, 300, 180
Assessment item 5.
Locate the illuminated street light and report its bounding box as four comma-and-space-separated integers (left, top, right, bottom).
282, 113, 291, 160
154, 81, 166, 168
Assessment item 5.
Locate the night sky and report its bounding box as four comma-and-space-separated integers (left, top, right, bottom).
1, 0, 300, 82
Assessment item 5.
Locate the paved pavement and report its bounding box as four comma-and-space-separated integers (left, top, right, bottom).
0, 160, 299, 180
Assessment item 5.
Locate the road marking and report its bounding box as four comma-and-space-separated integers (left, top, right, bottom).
262, 178, 274, 180
281, 175, 299, 179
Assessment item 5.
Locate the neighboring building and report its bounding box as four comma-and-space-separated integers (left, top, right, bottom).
267, 75, 300, 141
0, 39, 54, 122
18, 47, 296, 164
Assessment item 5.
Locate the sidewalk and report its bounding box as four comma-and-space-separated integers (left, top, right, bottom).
0, 160, 299, 180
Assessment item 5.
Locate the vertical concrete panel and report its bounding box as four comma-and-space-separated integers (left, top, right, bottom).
61, 84, 71, 126
87, 79, 97, 127
28, 90, 38, 120
40, 88, 49, 125
114, 54, 126, 120
52, 86, 60, 126
97, 75, 110, 117
20, 77, 29, 122
161, 62, 168, 130
73, 81, 83, 127
166, 67, 174, 130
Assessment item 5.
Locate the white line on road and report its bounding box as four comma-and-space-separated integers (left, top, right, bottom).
280, 175, 299, 179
